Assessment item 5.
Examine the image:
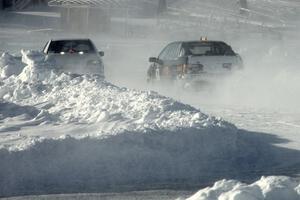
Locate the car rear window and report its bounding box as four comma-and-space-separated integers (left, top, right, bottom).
47, 40, 96, 54
183, 42, 235, 56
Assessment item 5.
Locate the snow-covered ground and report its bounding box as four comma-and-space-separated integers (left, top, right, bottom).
0, 1, 300, 199
0, 190, 193, 200
186, 176, 300, 200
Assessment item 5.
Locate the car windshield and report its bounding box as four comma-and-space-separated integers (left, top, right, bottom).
47, 40, 96, 54
183, 42, 235, 56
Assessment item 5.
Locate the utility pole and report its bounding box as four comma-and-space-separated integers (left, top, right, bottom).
157, 0, 167, 15
239, 0, 249, 15
157, 0, 167, 24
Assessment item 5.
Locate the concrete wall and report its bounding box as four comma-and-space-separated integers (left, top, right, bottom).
60, 7, 110, 33
2, 11, 60, 28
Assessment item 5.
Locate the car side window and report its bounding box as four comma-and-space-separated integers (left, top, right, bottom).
159, 43, 173, 60
168, 43, 181, 60
179, 46, 185, 57
159, 43, 181, 60
43, 41, 50, 53
218, 42, 235, 55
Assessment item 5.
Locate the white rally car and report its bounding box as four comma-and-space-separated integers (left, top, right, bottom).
147, 39, 243, 86
43, 39, 105, 78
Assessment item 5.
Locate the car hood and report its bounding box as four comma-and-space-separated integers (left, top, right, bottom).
46, 53, 103, 75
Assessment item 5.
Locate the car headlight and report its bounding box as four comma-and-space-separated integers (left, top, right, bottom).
87, 60, 101, 65
222, 63, 232, 70
187, 64, 203, 74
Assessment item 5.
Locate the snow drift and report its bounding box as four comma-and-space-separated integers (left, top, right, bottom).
0, 51, 299, 197
186, 176, 300, 200
0, 52, 24, 79
0, 50, 235, 150
0, 50, 237, 196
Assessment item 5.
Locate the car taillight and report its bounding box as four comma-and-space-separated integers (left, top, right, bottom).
187, 64, 203, 74
175, 64, 186, 78
223, 63, 232, 70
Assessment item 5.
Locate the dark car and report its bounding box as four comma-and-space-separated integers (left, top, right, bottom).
147, 39, 243, 84
43, 39, 105, 78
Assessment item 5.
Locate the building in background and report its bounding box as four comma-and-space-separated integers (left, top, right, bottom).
47, 0, 160, 33
48, 0, 117, 33
0, 0, 49, 10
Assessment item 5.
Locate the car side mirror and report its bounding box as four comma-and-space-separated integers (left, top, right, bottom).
99, 51, 104, 57
149, 57, 158, 63
149, 57, 163, 65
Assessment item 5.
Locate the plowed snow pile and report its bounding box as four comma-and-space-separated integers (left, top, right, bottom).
0, 51, 240, 196
0, 51, 234, 150
186, 176, 300, 200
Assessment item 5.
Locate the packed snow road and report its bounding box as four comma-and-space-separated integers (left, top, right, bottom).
1, 177, 300, 200
0, 23, 300, 199
0, 190, 193, 200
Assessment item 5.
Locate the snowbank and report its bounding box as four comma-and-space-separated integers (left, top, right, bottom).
186, 176, 300, 200
0, 51, 243, 196
0, 51, 235, 150
18, 49, 58, 83
0, 52, 24, 79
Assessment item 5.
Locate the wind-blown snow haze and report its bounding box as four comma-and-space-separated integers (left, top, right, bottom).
0, 0, 300, 199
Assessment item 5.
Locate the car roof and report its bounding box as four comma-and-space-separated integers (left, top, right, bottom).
50, 39, 92, 42
179, 40, 228, 44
